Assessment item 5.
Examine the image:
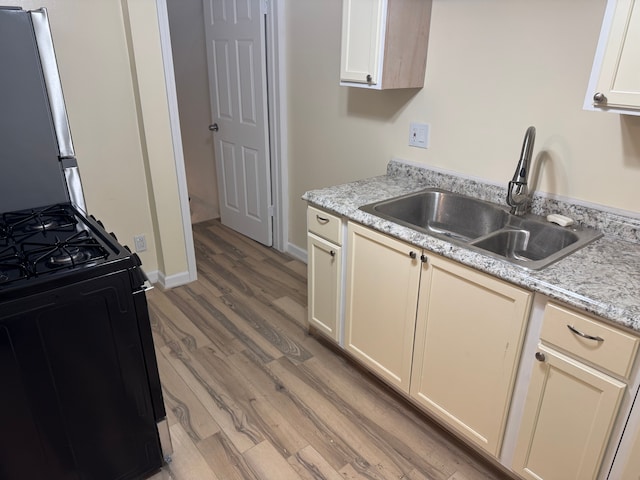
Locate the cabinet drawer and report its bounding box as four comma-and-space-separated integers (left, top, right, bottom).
541, 302, 639, 378
307, 206, 342, 245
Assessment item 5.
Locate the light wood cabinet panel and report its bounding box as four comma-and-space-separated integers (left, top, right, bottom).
513, 345, 625, 480
586, 0, 640, 113
340, 0, 432, 89
307, 233, 342, 342
410, 255, 531, 456
344, 222, 421, 392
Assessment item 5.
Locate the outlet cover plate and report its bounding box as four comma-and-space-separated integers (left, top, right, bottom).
409, 122, 430, 149
134, 235, 147, 252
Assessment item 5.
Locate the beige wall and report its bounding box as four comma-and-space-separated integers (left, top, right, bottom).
286, 0, 640, 251
5, 0, 190, 281
122, 0, 189, 280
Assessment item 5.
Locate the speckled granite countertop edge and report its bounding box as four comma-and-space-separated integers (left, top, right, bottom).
302, 161, 640, 334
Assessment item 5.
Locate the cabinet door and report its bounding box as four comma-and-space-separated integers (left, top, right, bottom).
307, 232, 342, 341
410, 255, 531, 457
513, 345, 625, 480
340, 0, 384, 84
593, 0, 640, 109
345, 222, 421, 392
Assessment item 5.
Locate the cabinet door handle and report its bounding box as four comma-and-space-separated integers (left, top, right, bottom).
567, 324, 604, 342
316, 215, 329, 224
593, 92, 607, 103
420, 254, 428, 264
409, 251, 417, 259
330, 250, 335, 257
366, 74, 372, 83
535, 351, 546, 362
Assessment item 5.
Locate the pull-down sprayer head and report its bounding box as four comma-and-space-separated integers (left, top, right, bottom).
507, 126, 536, 216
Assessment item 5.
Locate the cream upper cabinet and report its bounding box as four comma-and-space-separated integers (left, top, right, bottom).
512, 302, 634, 480
307, 206, 344, 343
340, 0, 432, 89
344, 222, 422, 392
410, 255, 531, 457
585, 0, 640, 114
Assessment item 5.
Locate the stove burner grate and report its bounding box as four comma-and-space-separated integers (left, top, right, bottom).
3, 204, 78, 237
23, 230, 109, 275
47, 246, 91, 268
0, 245, 29, 284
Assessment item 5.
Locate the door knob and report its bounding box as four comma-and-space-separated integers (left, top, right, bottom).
209, 123, 219, 132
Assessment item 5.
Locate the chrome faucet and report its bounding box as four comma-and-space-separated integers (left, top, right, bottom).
507, 126, 536, 216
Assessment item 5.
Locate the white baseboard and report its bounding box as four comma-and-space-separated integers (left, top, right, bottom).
149, 269, 195, 289
286, 242, 307, 264
145, 270, 159, 284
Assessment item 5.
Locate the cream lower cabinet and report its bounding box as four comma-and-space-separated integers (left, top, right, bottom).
513, 346, 625, 480
345, 221, 531, 455
344, 222, 422, 392
307, 206, 344, 343
307, 234, 342, 341
410, 255, 531, 457
513, 302, 635, 480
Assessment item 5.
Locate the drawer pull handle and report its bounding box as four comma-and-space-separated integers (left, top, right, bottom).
567, 324, 604, 342
316, 215, 330, 224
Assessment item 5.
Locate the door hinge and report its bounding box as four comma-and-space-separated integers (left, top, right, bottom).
261, 0, 269, 15
268, 205, 274, 217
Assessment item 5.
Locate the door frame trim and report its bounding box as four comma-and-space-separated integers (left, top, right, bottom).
156, 0, 197, 284
267, 0, 288, 253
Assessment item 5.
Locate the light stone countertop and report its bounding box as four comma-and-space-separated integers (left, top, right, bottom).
303, 160, 640, 334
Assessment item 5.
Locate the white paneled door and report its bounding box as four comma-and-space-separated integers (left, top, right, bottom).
203, 0, 272, 246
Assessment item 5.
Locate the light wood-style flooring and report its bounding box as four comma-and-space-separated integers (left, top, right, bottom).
147, 220, 506, 480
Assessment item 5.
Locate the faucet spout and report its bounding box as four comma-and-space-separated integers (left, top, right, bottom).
507, 126, 536, 215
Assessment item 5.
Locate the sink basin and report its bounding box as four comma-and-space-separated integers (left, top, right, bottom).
360, 188, 602, 270
470, 218, 581, 263
361, 188, 509, 242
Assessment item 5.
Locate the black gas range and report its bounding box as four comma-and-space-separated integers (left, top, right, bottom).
0, 6, 169, 480
0, 203, 143, 300
0, 203, 167, 480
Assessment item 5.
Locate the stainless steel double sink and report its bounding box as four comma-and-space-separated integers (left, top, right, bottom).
360, 188, 602, 270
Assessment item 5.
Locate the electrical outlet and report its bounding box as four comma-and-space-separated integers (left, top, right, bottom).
409, 122, 430, 149
134, 234, 147, 252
